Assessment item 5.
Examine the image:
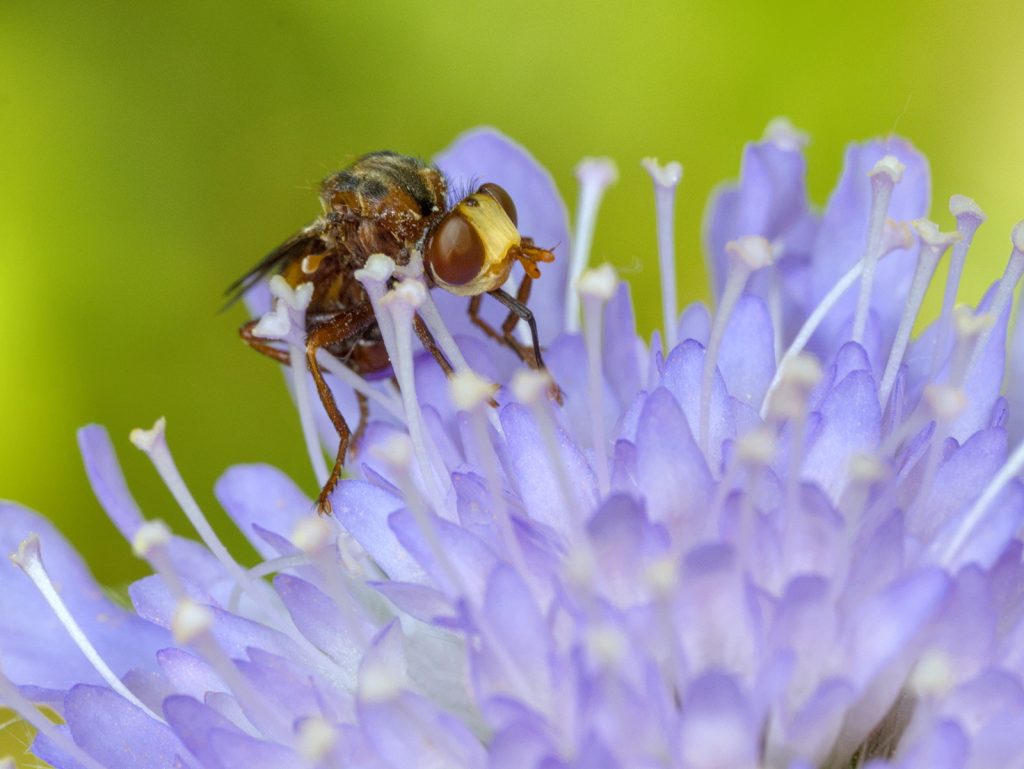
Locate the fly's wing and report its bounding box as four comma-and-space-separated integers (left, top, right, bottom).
221, 222, 326, 311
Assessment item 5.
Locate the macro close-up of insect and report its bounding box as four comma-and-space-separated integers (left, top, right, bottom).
225, 151, 558, 513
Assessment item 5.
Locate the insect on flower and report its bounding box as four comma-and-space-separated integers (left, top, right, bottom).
224, 151, 558, 513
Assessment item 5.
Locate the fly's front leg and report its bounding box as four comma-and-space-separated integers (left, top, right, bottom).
468, 277, 562, 403
305, 306, 376, 514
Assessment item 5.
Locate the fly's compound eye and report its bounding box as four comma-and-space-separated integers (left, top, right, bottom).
477, 183, 518, 226
424, 211, 486, 286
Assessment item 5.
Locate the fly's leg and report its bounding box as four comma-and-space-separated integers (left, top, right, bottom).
349, 391, 370, 459
413, 314, 454, 376
468, 276, 562, 403
305, 306, 377, 514
239, 319, 290, 364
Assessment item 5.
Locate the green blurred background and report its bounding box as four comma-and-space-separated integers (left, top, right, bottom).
3, 0, 1024, 591
2, 0, 1024, 760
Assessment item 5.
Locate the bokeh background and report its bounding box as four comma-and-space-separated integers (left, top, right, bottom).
2, 0, 1023, 644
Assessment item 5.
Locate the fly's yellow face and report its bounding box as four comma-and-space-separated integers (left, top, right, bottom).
424, 183, 554, 297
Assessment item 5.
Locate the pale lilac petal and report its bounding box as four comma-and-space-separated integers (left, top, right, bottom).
434, 127, 571, 344
499, 403, 598, 539
214, 464, 314, 559
634, 388, 713, 535
64, 685, 187, 769
803, 370, 881, 502
718, 294, 776, 407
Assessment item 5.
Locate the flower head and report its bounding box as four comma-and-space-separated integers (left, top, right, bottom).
4, 124, 1024, 769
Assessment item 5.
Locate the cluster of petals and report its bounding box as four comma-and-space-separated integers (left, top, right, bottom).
4, 123, 1024, 769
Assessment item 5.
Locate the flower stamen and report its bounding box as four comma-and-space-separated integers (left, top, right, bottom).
10, 535, 164, 723
759, 221, 912, 419
930, 195, 985, 377
851, 155, 905, 344
963, 221, 1024, 377
565, 158, 618, 332
877, 220, 959, 408
642, 157, 684, 352
578, 263, 619, 496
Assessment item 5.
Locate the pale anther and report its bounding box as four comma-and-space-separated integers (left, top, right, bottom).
848, 454, 887, 483
450, 369, 496, 411
292, 516, 334, 553
297, 716, 340, 762
132, 519, 172, 557
585, 625, 627, 667
725, 235, 774, 272
576, 263, 619, 300
954, 307, 994, 340
737, 428, 776, 466
910, 650, 955, 698
870, 154, 905, 183
949, 194, 985, 222
644, 557, 677, 596
923, 384, 968, 422
172, 599, 213, 644
370, 432, 414, 470
511, 368, 552, 405
762, 116, 809, 151
359, 662, 403, 703
353, 252, 396, 284
641, 157, 683, 188
129, 416, 166, 453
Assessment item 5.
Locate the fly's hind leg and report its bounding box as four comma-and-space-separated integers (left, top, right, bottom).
239, 319, 290, 364
305, 306, 377, 514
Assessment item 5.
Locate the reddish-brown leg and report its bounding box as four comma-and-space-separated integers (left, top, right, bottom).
349, 391, 370, 458
239, 319, 290, 364
305, 306, 377, 513
468, 277, 562, 402
413, 314, 455, 376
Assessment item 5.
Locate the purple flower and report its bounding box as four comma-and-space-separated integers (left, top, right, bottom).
4, 122, 1024, 769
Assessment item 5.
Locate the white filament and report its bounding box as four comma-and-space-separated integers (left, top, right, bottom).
10, 536, 163, 723
851, 156, 904, 344
565, 158, 618, 332
642, 157, 683, 351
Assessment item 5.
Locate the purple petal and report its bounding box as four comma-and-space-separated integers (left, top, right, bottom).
214, 464, 314, 559
499, 402, 598, 539
273, 573, 366, 685
634, 388, 713, 534
163, 694, 250, 768
331, 480, 426, 582
718, 294, 776, 407
895, 720, 968, 769
65, 685, 187, 769
906, 428, 1007, 540
77, 424, 144, 541
949, 288, 1010, 442
660, 340, 737, 473
433, 127, 571, 345
602, 282, 646, 409
704, 136, 813, 299
587, 493, 667, 603
802, 370, 881, 503
388, 508, 498, 604
678, 672, 758, 769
